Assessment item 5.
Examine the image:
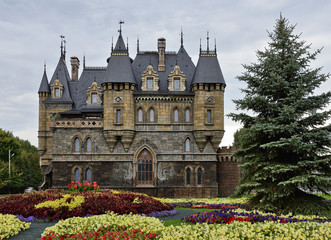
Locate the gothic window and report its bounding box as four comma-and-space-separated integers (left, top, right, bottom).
86, 168, 91, 183
86, 138, 92, 153
74, 137, 80, 153
138, 108, 143, 122
75, 168, 80, 182
137, 149, 153, 185
116, 109, 121, 123
185, 109, 190, 122
147, 77, 153, 90
149, 108, 155, 122
141, 65, 159, 91
197, 167, 202, 185
174, 109, 179, 122
186, 167, 191, 185
207, 110, 212, 123
185, 138, 191, 152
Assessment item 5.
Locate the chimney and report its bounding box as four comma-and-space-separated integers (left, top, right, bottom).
70, 56, 80, 81
158, 38, 166, 71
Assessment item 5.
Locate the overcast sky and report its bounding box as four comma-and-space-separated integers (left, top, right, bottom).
0, 0, 330, 147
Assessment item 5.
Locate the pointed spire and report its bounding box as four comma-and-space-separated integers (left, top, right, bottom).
137, 36, 140, 54
180, 27, 184, 48
38, 63, 50, 93
113, 23, 128, 54
207, 31, 209, 53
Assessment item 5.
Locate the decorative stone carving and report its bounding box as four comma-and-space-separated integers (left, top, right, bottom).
86, 82, 102, 105
205, 96, 215, 105
50, 79, 64, 98
168, 65, 186, 91
141, 65, 159, 91
114, 96, 123, 104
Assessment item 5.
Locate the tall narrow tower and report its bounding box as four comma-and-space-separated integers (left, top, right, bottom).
191, 35, 226, 152
102, 24, 137, 152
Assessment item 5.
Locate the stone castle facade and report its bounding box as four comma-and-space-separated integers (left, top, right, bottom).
38, 27, 240, 197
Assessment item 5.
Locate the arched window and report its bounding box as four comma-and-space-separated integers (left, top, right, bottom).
75, 168, 80, 182
74, 138, 80, 153
137, 149, 153, 185
185, 109, 190, 122
185, 138, 191, 152
86, 168, 91, 183
186, 168, 191, 185
86, 138, 92, 153
174, 109, 179, 122
197, 167, 202, 185
149, 108, 154, 122
138, 109, 143, 122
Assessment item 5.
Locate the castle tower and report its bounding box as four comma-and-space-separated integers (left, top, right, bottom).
38, 64, 50, 156
191, 34, 226, 152
102, 25, 137, 152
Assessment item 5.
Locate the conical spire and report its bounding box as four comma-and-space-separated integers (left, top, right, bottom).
102, 24, 136, 85
38, 63, 50, 93
113, 21, 127, 53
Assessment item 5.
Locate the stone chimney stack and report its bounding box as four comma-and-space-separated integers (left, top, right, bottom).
158, 38, 166, 71
70, 56, 80, 81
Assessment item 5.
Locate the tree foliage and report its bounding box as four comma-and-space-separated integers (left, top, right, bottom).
229, 16, 331, 215
0, 128, 42, 193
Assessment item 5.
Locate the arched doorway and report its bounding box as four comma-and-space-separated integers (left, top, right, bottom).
137, 148, 153, 185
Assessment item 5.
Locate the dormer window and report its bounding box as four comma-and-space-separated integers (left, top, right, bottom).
86, 82, 102, 105
91, 93, 97, 104
141, 65, 159, 91
147, 78, 153, 90
55, 88, 60, 97
174, 78, 180, 90
168, 65, 186, 91
50, 79, 64, 98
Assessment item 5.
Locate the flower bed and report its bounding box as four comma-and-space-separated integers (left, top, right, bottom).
182, 207, 331, 224
0, 214, 30, 239
0, 190, 173, 221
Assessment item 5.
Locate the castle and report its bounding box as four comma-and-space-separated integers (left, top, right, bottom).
38, 26, 240, 197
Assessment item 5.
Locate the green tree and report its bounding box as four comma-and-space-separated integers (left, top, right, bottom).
0, 128, 42, 193
229, 16, 331, 215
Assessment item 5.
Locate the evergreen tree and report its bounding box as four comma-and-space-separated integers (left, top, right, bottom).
229, 16, 331, 215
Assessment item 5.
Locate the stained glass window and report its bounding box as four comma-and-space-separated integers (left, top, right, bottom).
137, 149, 153, 185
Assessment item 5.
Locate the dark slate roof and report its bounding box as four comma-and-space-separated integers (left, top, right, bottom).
45, 56, 73, 103
38, 68, 50, 93
132, 46, 195, 93
192, 55, 226, 85
102, 33, 136, 84
69, 67, 106, 111
113, 33, 126, 53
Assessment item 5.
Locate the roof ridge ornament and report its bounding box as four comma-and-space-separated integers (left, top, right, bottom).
60, 35, 65, 59
207, 31, 209, 54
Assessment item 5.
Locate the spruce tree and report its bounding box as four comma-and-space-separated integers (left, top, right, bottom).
229, 15, 331, 215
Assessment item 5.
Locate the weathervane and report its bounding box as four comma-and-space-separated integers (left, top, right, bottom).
119, 20, 125, 34
60, 35, 66, 57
